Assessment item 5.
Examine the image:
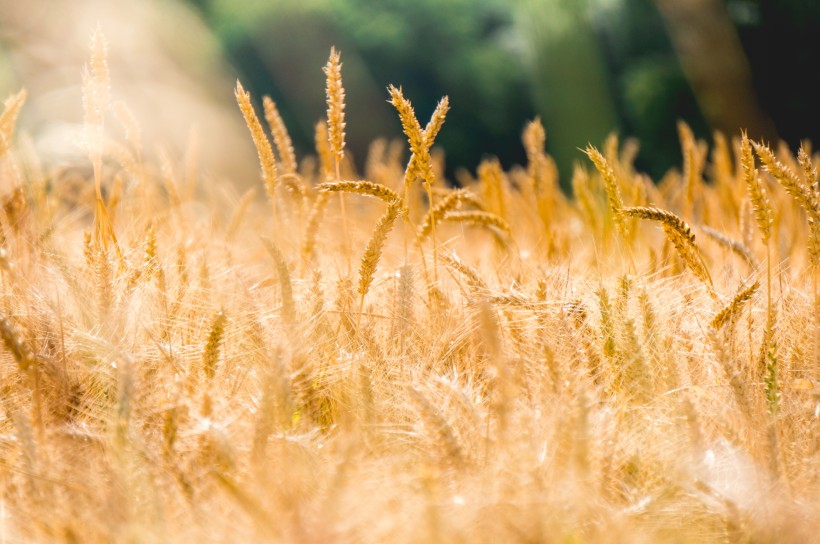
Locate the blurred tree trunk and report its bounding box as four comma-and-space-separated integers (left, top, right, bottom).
653, 0, 775, 140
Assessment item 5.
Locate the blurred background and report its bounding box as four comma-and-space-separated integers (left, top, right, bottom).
1, 0, 818, 188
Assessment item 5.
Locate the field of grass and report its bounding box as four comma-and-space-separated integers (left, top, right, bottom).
1, 32, 819, 543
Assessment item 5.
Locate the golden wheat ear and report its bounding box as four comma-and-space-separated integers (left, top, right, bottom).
621, 206, 714, 292
262, 96, 297, 176
324, 47, 346, 168
235, 81, 279, 203
584, 144, 627, 239
0, 89, 27, 157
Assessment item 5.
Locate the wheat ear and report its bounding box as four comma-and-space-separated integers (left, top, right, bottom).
622, 206, 714, 291
202, 310, 227, 380
312, 120, 332, 181
418, 189, 480, 239
753, 140, 819, 222
262, 238, 296, 326
0, 89, 27, 157
324, 47, 346, 166
235, 81, 278, 209
440, 210, 511, 236
677, 120, 701, 217
358, 200, 403, 321
387, 86, 449, 273
522, 117, 547, 192
440, 251, 488, 292
700, 225, 756, 269
323, 48, 351, 268
262, 96, 297, 175
1, 316, 44, 438
318, 180, 400, 203
584, 145, 627, 239
740, 133, 774, 352
795, 143, 820, 375
741, 134, 773, 244
712, 281, 759, 329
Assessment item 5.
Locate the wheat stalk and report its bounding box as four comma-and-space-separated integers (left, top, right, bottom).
387, 85, 449, 282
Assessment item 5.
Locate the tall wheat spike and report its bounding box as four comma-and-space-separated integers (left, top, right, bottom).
387, 85, 449, 281
323, 47, 351, 268
584, 145, 627, 239
235, 81, 279, 207
324, 47, 346, 166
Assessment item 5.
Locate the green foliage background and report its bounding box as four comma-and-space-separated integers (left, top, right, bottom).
188, 0, 818, 185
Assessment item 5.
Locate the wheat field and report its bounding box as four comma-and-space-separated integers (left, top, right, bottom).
0, 33, 819, 543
